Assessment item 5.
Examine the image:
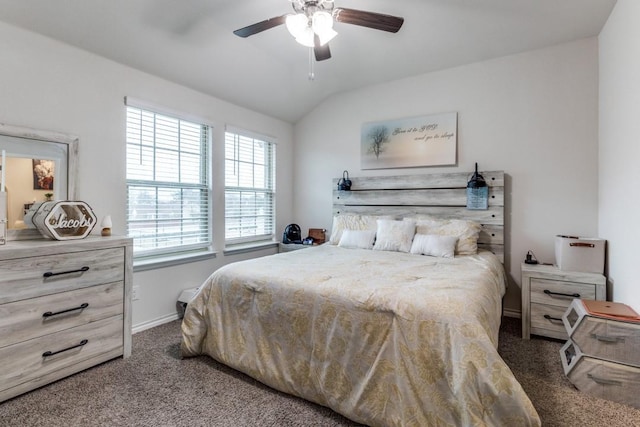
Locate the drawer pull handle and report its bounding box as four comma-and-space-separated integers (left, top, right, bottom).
42, 303, 89, 318
42, 339, 89, 358
544, 289, 580, 298
587, 373, 622, 386
43, 266, 90, 278
570, 242, 595, 248
543, 314, 563, 322
591, 333, 625, 343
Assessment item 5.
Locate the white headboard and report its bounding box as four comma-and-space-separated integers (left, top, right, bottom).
332, 171, 505, 262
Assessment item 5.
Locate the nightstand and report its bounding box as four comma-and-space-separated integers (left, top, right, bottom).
521, 263, 606, 340
278, 243, 311, 253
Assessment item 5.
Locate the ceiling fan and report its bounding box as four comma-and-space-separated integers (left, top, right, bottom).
233, 0, 404, 62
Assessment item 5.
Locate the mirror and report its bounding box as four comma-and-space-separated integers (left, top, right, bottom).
0, 123, 78, 240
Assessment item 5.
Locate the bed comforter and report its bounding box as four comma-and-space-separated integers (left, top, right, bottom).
181, 245, 540, 426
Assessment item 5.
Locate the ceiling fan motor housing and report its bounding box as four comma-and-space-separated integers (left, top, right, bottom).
290, 0, 335, 17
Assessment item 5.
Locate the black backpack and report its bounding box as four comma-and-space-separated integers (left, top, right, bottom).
283, 224, 302, 244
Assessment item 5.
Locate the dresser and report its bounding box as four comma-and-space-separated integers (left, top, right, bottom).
521, 263, 606, 340
0, 236, 133, 402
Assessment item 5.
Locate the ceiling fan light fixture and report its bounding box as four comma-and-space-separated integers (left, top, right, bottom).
295, 27, 316, 47
312, 11, 337, 45
316, 27, 337, 46
234, 1, 403, 65
285, 13, 308, 38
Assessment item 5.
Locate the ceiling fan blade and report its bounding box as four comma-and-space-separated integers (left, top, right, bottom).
233, 15, 287, 38
314, 36, 332, 61
334, 8, 404, 33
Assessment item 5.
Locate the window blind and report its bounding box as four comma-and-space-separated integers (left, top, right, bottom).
126, 106, 211, 258
224, 130, 275, 244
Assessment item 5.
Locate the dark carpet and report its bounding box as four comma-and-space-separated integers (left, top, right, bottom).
1, 317, 639, 426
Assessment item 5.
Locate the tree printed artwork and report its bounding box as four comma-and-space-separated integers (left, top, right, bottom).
361, 113, 457, 169
367, 126, 390, 159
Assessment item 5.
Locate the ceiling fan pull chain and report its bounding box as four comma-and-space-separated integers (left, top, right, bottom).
308, 47, 315, 81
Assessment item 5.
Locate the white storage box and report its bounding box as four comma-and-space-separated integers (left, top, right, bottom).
555, 235, 605, 274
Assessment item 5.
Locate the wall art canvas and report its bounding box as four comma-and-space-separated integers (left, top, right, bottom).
32, 159, 55, 190
361, 112, 457, 169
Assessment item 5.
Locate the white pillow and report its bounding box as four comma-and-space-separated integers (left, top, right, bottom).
373, 219, 416, 253
410, 234, 458, 258
328, 214, 393, 245
338, 229, 376, 249
404, 216, 481, 255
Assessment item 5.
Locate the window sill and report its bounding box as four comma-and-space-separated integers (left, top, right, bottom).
223, 241, 278, 256
133, 249, 217, 272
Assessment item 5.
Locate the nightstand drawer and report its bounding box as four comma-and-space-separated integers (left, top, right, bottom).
531, 303, 569, 339
530, 278, 596, 307
0, 315, 123, 394
0, 281, 124, 348
0, 247, 124, 304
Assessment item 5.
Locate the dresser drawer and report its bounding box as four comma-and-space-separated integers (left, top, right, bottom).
530, 278, 596, 308
562, 299, 640, 368
0, 315, 123, 393
0, 247, 124, 304
571, 317, 640, 367
561, 340, 640, 409
0, 281, 124, 348
531, 303, 568, 339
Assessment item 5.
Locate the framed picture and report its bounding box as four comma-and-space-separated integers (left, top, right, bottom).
33, 159, 55, 190
361, 112, 457, 169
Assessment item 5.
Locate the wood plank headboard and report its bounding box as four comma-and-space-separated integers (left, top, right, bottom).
332, 171, 505, 262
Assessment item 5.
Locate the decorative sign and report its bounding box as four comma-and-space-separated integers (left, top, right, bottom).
32, 201, 97, 240
361, 112, 457, 170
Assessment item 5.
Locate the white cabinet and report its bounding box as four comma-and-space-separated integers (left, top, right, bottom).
0, 236, 132, 402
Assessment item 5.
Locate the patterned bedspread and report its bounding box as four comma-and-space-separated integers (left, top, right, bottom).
181, 245, 540, 426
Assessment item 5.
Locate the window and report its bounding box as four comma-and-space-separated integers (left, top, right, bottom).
126, 104, 211, 260
224, 129, 275, 245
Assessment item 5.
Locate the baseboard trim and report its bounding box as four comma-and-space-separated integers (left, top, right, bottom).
132, 313, 180, 334
503, 308, 521, 319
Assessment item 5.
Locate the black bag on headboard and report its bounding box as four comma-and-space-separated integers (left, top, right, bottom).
337, 170, 352, 191
283, 224, 302, 244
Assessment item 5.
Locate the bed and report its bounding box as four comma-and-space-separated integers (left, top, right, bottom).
181, 171, 541, 426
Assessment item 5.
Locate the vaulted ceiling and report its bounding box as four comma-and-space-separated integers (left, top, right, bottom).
0, 0, 617, 123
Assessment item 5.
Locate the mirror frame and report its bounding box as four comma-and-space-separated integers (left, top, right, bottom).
0, 123, 78, 241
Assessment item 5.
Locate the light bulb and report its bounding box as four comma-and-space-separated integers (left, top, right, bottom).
295, 27, 316, 48
312, 11, 337, 46
286, 13, 308, 38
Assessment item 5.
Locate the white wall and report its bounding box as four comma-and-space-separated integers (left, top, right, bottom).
0, 21, 294, 329
599, 0, 640, 311
293, 39, 600, 314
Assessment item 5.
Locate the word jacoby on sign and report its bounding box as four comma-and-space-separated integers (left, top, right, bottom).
32, 201, 97, 240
